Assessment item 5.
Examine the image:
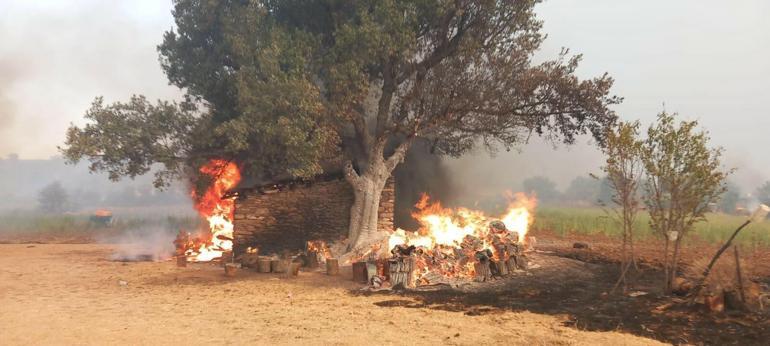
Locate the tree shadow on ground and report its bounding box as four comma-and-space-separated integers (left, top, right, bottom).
356, 252, 770, 346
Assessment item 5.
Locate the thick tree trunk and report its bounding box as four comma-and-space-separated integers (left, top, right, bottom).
344, 158, 390, 251
344, 140, 410, 252
348, 174, 387, 249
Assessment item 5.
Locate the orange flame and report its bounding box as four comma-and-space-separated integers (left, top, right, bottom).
387, 192, 536, 283
307, 240, 332, 259
188, 159, 242, 262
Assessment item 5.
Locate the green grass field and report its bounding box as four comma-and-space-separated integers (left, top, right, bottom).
533, 207, 770, 248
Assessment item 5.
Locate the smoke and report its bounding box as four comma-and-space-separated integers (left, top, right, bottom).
408, 130, 770, 215
101, 225, 178, 262
393, 139, 455, 230
439, 137, 604, 207
392, 137, 603, 227
0, 1, 179, 159
0, 59, 19, 152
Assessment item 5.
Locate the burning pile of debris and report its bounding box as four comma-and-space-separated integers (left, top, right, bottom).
350, 193, 537, 289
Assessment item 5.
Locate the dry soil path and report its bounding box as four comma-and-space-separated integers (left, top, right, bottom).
0, 244, 665, 345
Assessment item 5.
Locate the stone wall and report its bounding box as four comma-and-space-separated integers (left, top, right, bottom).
233, 177, 394, 254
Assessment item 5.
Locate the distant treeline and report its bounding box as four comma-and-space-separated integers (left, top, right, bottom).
520, 175, 766, 214
0, 156, 190, 212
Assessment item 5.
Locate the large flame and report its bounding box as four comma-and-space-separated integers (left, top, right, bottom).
189, 159, 242, 262
387, 192, 536, 282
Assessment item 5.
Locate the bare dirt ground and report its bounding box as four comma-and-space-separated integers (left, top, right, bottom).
0, 244, 665, 346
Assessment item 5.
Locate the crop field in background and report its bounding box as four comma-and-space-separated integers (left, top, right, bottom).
0, 211, 200, 236
2, 206, 769, 249
533, 207, 770, 248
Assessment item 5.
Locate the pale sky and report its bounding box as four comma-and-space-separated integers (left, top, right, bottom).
1, 0, 768, 191
449, 0, 770, 194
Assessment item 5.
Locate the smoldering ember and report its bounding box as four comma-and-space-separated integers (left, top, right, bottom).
3, 1, 770, 346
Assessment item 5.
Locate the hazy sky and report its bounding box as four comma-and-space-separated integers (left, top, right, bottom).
1, 1, 768, 191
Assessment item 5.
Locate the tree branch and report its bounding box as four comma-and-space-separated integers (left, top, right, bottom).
351, 110, 372, 152
343, 160, 361, 186
375, 59, 395, 137
384, 137, 413, 173
396, 6, 471, 85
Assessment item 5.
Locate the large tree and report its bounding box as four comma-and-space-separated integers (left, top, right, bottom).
62, 0, 619, 250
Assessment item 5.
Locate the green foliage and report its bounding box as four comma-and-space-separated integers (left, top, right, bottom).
600, 121, 644, 279
63, 1, 340, 188
61, 96, 199, 188
641, 112, 731, 237
522, 176, 560, 203
601, 120, 643, 211
61, 0, 619, 204
639, 112, 731, 291
757, 181, 770, 206
37, 181, 72, 214
160, 0, 338, 179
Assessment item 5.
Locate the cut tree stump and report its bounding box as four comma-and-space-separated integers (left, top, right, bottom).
286, 262, 301, 278
505, 257, 517, 273
257, 257, 272, 273
496, 260, 509, 276
475, 261, 492, 282
271, 259, 288, 273
507, 254, 528, 271
352, 262, 368, 283
326, 258, 340, 276
224, 263, 240, 277
239, 253, 260, 268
